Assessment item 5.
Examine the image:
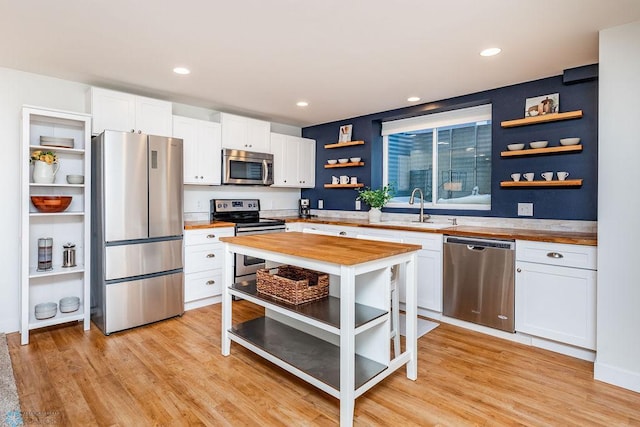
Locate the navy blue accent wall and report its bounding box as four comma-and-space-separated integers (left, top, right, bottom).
302, 69, 598, 220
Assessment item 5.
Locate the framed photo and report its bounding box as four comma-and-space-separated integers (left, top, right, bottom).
524, 93, 559, 117
339, 124, 353, 143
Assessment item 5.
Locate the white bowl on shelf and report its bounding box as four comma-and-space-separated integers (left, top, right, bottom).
59, 296, 80, 313
560, 137, 581, 146
507, 143, 525, 151
66, 174, 84, 184
349, 157, 361, 163
34, 302, 57, 319
338, 158, 349, 164
529, 141, 549, 149
327, 159, 337, 165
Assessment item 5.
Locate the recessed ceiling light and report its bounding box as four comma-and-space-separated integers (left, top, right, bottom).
480, 47, 501, 57
173, 67, 190, 75
407, 96, 421, 102
296, 101, 309, 107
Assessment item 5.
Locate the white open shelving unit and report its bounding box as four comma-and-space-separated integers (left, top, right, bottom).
20, 106, 92, 345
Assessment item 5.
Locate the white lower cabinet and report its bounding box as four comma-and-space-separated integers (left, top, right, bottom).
399, 232, 443, 313
184, 227, 234, 309
515, 240, 597, 350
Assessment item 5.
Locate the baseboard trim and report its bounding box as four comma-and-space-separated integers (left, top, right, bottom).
594, 361, 640, 393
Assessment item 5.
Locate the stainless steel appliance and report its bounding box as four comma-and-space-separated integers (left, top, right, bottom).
210, 198, 285, 282
443, 235, 515, 332
91, 130, 184, 335
222, 149, 273, 185
298, 198, 311, 218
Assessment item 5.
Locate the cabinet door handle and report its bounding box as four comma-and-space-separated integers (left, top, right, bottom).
547, 252, 563, 259
206, 253, 215, 258
516, 268, 522, 273
206, 234, 216, 239
339, 231, 347, 236
206, 280, 215, 285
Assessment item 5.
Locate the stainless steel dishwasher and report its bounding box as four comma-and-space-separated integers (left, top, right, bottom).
443, 235, 515, 332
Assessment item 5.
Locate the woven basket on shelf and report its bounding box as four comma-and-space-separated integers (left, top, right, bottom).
256, 265, 329, 305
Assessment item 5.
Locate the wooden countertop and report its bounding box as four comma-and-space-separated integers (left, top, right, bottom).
220, 231, 421, 266
184, 220, 235, 230
281, 217, 597, 246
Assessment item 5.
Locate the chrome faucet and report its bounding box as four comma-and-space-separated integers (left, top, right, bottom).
409, 187, 430, 222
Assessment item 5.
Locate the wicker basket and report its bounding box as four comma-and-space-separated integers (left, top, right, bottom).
256, 265, 329, 305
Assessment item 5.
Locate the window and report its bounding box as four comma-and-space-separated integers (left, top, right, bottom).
382, 104, 492, 210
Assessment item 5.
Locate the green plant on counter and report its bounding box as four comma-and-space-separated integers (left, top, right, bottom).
356, 184, 394, 209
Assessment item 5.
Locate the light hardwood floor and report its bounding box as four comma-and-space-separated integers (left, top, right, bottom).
8, 302, 640, 426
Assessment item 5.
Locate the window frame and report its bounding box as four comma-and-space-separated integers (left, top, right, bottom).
382, 104, 492, 211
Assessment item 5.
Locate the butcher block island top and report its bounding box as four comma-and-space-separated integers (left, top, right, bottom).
220, 231, 421, 265
220, 231, 421, 426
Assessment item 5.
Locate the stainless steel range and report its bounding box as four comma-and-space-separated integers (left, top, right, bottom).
210, 199, 286, 283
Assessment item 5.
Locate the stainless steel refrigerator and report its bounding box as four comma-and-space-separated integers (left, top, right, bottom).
91, 130, 184, 335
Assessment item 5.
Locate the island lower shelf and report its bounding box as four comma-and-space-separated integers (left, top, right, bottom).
229, 316, 387, 392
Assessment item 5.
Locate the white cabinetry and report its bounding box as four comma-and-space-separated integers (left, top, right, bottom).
20, 106, 92, 345
271, 133, 316, 188
515, 240, 597, 350
401, 232, 443, 313
219, 112, 270, 152
173, 116, 221, 185
89, 87, 172, 136
184, 227, 234, 310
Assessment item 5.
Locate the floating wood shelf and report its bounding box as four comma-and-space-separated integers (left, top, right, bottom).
501, 110, 583, 128
324, 183, 364, 188
501, 145, 583, 157
324, 162, 364, 168
500, 179, 583, 188
324, 140, 365, 149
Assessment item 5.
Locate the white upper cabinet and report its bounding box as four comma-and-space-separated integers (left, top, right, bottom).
89, 87, 172, 136
271, 133, 316, 188
220, 112, 270, 152
173, 116, 221, 185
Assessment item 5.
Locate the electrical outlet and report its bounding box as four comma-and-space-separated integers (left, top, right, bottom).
196, 200, 202, 211
318, 199, 324, 209
518, 202, 534, 216
355, 200, 361, 210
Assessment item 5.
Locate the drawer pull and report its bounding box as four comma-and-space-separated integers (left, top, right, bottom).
339, 231, 347, 236
206, 234, 216, 239
547, 252, 564, 259
206, 280, 215, 285
206, 253, 216, 258
516, 268, 522, 273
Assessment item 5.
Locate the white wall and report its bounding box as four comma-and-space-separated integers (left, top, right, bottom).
0, 67, 302, 333
596, 20, 640, 392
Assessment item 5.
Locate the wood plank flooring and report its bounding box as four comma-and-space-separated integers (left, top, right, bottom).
7, 302, 640, 426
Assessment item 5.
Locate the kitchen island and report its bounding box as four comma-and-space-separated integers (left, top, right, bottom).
220, 232, 421, 426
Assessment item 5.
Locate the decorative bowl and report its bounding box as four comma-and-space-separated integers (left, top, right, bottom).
59, 296, 80, 313
66, 174, 84, 184
529, 141, 549, 149
327, 159, 337, 165
338, 158, 349, 164
34, 302, 57, 320
507, 143, 525, 151
349, 157, 361, 163
31, 196, 72, 213
560, 137, 581, 146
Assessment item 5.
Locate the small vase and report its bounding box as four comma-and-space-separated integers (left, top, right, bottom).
32, 160, 60, 184
368, 207, 382, 223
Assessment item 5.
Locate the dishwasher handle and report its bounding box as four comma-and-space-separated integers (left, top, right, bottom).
444, 235, 515, 250
467, 245, 486, 251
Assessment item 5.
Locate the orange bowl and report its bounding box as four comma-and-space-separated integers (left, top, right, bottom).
30, 196, 72, 213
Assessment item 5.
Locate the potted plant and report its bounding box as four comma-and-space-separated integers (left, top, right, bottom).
356, 184, 394, 222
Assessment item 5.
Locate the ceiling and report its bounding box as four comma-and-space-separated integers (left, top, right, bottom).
2, 1, 640, 127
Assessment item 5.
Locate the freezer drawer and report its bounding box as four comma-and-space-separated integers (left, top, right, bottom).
105, 238, 183, 280
103, 271, 183, 334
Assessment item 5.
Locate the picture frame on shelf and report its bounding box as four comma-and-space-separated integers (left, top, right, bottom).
525, 93, 559, 117
339, 124, 352, 143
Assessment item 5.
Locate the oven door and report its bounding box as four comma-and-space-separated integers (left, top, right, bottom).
223, 149, 273, 185
234, 227, 285, 280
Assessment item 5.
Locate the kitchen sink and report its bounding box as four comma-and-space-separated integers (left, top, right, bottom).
375, 221, 452, 230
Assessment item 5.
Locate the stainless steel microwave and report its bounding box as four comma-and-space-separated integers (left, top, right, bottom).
222, 148, 274, 185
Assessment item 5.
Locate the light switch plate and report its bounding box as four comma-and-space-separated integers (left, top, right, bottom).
318, 199, 324, 209
518, 202, 533, 216
355, 200, 361, 210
